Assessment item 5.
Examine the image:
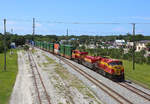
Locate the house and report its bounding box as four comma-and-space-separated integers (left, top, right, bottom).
126, 42, 134, 49
135, 40, 150, 52
114, 40, 126, 47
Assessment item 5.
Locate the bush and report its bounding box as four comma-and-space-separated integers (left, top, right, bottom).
0, 41, 4, 53
23, 45, 29, 51
146, 56, 150, 64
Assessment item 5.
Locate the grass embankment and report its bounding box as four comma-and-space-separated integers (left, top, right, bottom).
0, 50, 18, 104
123, 60, 150, 89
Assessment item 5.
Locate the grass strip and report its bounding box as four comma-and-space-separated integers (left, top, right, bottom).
123, 60, 150, 89
0, 50, 18, 104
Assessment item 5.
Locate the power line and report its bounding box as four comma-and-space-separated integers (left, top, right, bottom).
1, 18, 150, 25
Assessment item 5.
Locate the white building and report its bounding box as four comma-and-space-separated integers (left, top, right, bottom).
136, 42, 146, 52
135, 40, 150, 52
114, 40, 126, 47
126, 42, 134, 48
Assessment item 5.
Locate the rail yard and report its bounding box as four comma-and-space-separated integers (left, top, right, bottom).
9, 44, 150, 104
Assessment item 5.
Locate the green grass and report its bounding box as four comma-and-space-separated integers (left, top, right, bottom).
123, 60, 150, 89
0, 50, 18, 104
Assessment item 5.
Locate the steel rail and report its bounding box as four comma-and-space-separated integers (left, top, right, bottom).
118, 82, 150, 101
28, 51, 51, 104
55, 55, 132, 104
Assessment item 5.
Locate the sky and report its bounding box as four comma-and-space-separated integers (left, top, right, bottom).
0, 0, 150, 36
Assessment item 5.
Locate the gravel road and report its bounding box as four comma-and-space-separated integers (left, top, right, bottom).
9, 51, 35, 104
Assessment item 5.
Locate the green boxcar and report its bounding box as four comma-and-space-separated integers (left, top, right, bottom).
60, 45, 65, 56
49, 43, 54, 53
42, 42, 45, 49
44, 42, 47, 50
38, 41, 40, 47
39, 42, 42, 48
36, 41, 40, 47
64, 45, 75, 59
47, 43, 50, 51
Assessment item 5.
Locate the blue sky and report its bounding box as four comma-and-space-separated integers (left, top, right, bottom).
0, 0, 150, 35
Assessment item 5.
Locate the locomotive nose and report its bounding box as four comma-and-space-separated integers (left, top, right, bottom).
113, 65, 123, 75
114, 66, 121, 69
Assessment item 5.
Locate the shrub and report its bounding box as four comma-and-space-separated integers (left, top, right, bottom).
23, 45, 29, 51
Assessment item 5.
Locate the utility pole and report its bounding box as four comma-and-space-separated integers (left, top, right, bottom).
132, 23, 136, 70
32, 18, 35, 42
11, 28, 13, 34
94, 35, 97, 56
4, 19, 6, 71
66, 28, 68, 44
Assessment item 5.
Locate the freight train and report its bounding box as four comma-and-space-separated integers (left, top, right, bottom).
33, 41, 125, 81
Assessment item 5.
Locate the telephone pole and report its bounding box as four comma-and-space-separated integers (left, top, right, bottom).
11, 28, 13, 34
94, 35, 97, 56
32, 18, 35, 41
66, 28, 68, 44
4, 19, 6, 71
132, 23, 136, 70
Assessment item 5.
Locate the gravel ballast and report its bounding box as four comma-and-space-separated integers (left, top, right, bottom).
33, 49, 103, 104
38, 48, 150, 104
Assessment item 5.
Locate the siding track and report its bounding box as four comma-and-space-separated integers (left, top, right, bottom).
28, 51, 51, 104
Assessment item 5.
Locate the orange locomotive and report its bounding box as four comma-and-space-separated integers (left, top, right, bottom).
95, 57, 124, 81
72, 50, 88, 63
72, 50, 125, 81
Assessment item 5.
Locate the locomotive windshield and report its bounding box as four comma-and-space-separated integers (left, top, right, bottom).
108, 61, 122, 66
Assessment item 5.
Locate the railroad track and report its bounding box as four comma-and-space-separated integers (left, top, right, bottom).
28, 51, 51, 104
36, 47, 150, 104
54, 55, 132, 104
118, 82, 150, 102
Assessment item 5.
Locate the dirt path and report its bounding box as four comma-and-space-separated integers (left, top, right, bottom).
9, 51, 34, 104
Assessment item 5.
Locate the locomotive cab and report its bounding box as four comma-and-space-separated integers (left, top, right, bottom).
97, 58, 125, 81
108, 60, 125, 81
108, 61, 124, 75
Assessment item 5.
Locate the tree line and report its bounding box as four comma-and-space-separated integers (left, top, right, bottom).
80, 47, 150, 64
1, 32, 150, 64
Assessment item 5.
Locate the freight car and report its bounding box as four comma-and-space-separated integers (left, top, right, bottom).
33, 41, 125, 81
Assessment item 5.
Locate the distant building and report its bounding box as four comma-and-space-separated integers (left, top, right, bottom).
126, 42, 134, 49
136, 40, 150, 52
124, 42, 134, 53
114, 40, 126, 47
10, 42, 16, 49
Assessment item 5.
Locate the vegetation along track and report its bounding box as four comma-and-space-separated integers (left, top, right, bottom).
118, 82, 150, 101
28, 51, 51, 104
54, 55, 132, 104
